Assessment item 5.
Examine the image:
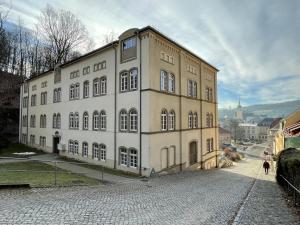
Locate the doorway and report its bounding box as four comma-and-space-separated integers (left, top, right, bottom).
53, 136, 60, 154
189, 141, 197, 165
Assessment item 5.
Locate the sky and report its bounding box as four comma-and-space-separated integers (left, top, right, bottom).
2, 0, 300, 108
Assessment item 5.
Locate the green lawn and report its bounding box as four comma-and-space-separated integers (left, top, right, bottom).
0, 143, 45, 158
0, 162, 99, 187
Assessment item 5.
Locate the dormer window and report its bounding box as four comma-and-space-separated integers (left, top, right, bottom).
122, 37, 136, 50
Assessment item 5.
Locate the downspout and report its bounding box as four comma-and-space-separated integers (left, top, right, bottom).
214, 72, 218, 168
19, 84, 23, 143
138, 33, 142, 176
113, 44, 117, 169
26, 82, 30, 145
199, 63, 203, 169
179, 51, 182, 171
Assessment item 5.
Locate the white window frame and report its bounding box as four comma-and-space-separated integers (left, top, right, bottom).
82, 142, 88, 157
160, 70, 168, 91
169, 110, 175, 130
188, 112, 193, 129
129, 148, 138, 168
161, 109, 168, 131
83, 81, 89, 98
120, 110, 128, 131
120, 147, 128, 166
93, 111, 99, 130
129, 69, 138, 90
100, 77, 107, 95
100, 110, 106, 130
120, 71, 128, 92
129, 109, 138, 132
83, 112, 89, 130
100, 144, 106, 161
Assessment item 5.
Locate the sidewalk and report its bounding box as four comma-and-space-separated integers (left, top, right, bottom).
31, 154, 138, 185
234, 165, 299, 225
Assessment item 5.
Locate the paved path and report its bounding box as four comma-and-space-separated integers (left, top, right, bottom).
0, 150, 298, 224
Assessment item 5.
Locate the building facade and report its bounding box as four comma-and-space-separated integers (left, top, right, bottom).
19, 26, 219, 176
238, 123, 258, 141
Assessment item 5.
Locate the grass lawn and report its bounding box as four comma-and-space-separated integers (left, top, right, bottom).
59, 156, 140, 178
0, 143, 45, 158
0, 161, 100, 187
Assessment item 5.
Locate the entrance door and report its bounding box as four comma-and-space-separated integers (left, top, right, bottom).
53, 137, 59, 154
189, 141, 197, 165
161, 148, 168, 170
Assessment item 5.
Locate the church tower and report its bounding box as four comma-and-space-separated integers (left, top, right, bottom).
234, 97, 243, 121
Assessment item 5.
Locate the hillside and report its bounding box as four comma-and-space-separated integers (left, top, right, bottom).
219, 100, 300, 119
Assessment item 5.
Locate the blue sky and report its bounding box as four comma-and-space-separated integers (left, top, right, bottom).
2, 0, 300, 108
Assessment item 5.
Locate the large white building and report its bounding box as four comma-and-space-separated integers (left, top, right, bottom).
19, 26, 219, 176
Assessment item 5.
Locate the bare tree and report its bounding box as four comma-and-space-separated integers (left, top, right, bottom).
103, 30, 116, 44
36, 4, 93, 68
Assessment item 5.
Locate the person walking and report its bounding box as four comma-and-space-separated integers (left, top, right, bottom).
263, 160, 270, 175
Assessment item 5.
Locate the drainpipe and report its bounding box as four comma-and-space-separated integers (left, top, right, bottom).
19, 84, 23, 143
113, 44, 117, 169
138, 32, 142, 176
214, 71, 218, 168
179, 51, 182, 171
26, 82, 30, 145
199, 63, 203, 169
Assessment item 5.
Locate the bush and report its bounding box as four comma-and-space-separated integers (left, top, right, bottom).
0, 135, 10, 149
276, 148, 300, 187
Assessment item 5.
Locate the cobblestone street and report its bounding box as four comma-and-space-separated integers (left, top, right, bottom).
0, 151, 299, 225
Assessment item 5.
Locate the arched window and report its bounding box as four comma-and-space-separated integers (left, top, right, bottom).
93, 143, 99, 159
40, 115, 43, 128
53, 113, 57, 128
75, 83, 80, 99
43, 115, 47, 128
69, 113, 74, 129
74, 141, 79, 154
193, 82, 197, 98
193, 112, 198, 128
100, 77, 107, 95
93, 111, 99, 130
129, 68, 138, 90
188, 112, 193, 129
57, 88, 61, 102
206, 113, 210, 127
210, 113, 214, 127
74, 112, 79, 129
82, 142, 88, 157
83, 81, 89, 98
53, 89, 57, 103
100, 110, 106, 130
69, 140, 74, 153
70, 84, 75, 99
168, 73, 175, 92
119, 147, 128, 166
100, 144, 106, 161
161, 109, 168, 131
129, 109, 138, 131
160, 70, 168, 91
56, 113, 61, 129
120, 71, 128, 92
93, 78, 100, 96
168, 110, 175, 130
120, 109, 128, 131
83, 112, 89, 130
129, 148, 138, 168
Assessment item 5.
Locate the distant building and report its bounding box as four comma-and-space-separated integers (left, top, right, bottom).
238, 123, 258, 140
219, 127, 231, 148
233, 99, 243, 121
257, 118, 276, 142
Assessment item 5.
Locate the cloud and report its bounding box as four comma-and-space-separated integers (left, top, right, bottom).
2, 0, 300, 107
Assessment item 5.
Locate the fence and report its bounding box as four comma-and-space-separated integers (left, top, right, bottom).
0, 157, 104, 187
279, 174, 300, 207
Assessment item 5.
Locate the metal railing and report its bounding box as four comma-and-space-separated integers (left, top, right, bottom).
0, 157, 104, 187
279, 174, 300, 207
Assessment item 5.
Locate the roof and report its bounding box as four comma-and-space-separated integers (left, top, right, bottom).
26, 26, 218, 82
283, 120, 300, 137
269, 118, 282, 129
219, 127, 231, 134
257, 118, 275, 127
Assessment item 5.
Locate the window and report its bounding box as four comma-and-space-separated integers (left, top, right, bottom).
100, 77, 107, 95
129, 148, 138, 168
207, 139, 210, 152
83, 112, 89, 130
53, 88, 61, 102
120, 147, 128, 166
30, 115, 36, 128
75, 83, 80, 99
130, 69, 138, 90
53, 89, 57, 103
206, 138, 214, 152
74, 141, 79, 154
53, 113, 57, 128
161, 109, 168, 131
41, 92, 47, 105
70, 85, 75, 100
169, 110, 175, 130
56, 113, 61, 129
83, 66, 90, 75
188, 112, 193, 129
70, 70, 80, 79
93, 111, 99, 130
100, 144, 106, 161
93, 143, 99, 159
30, 135, 35, 145
100, 110, 106, 130
93, 78, 100, 96
94, 61, 106, 72
205, 87, 213, 101
82, 142, 88, 157
41, 81, 47, 88
193, 113, 198, 128
22, 115, 27, 127
122, 37, 136, 50
210, 113, 214, 127
32, 85, 36, 91
120, 109, 128, 131
206, 113, 210, 127
69, 140, 74, 153
193, 82, 197, 98
120, 71, 128, 92
209, 88, 213, 101
188, 80, 197, 97
83, 81, 89, 98
74, 112, 79, 129
40, 114, 46, 128
22, 134, 27, 144
69, 113, 74, 129
129, 109, 138, 132
160, 70, 168, 91
40, 136, 46, 147
168, 74, 175, 92
31, 94, 36, 106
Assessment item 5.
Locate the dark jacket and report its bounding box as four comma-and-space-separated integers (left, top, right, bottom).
263, 161, 270, 169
